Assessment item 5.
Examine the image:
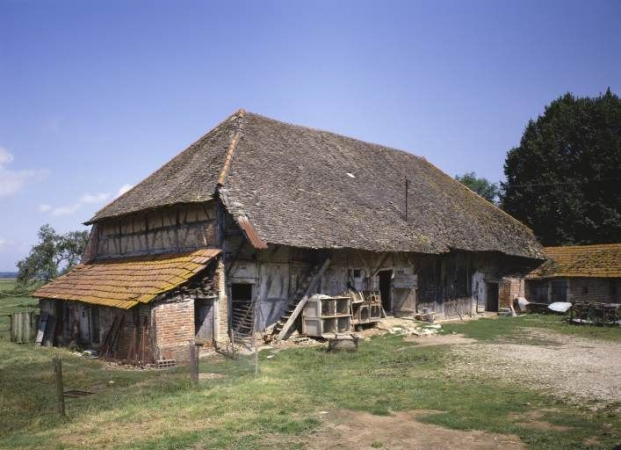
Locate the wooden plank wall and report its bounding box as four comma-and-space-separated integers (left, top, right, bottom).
95, 202, 218, 258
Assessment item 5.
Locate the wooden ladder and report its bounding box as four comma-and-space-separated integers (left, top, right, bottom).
231, 298, 256, 341
271, 258, 331, 341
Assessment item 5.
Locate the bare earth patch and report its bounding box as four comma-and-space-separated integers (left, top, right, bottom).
447, 328, 621, 405
507, 409, 573, 432
307, 409, 525, 450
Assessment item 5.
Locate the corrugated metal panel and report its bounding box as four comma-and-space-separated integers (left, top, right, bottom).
34, 248, 221, 309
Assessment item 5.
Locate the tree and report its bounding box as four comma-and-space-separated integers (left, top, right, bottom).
16, 225, 89, 287
501, 89, 621, 246
455, 172, 500, 203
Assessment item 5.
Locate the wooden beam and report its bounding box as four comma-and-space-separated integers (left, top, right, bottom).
277, 258, 331, 340
371, 253, 391, 278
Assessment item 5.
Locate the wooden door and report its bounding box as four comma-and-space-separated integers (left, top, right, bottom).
195, 299, 214, 343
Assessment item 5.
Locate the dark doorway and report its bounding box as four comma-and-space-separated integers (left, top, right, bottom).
195, 299, 214, 344
550, 279, 568, 303
486, 282, 499, 312
231, 283, 254, 336
379, 270, 393, 313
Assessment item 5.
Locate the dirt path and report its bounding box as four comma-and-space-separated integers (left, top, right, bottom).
447, 329, 621, 405
307, 409, 525, 450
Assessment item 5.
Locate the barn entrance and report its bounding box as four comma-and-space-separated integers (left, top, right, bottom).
194, 299, 214, 344
486, 282, 499, 312
379, 270, 393, 313
230, 283, 254, 336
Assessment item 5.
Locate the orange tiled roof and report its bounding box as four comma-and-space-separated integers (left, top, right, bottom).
34, 248, 221, 309
527, 244, 621, 279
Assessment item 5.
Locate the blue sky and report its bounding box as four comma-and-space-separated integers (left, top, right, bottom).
0, 0, 619, 270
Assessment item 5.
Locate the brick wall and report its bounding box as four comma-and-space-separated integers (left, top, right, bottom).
499, 277, 524, 309
152, 298, 195, 362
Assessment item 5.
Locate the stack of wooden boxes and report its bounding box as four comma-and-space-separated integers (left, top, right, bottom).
302, 295, 352, 337
350, 291, 382, 327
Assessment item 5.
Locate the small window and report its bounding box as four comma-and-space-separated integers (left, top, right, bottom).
353, 269, 362, 278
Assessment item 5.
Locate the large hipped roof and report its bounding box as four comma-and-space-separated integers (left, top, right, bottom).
89, 110, 543, 260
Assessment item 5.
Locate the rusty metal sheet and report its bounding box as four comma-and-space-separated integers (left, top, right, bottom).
237, 216, 268, 249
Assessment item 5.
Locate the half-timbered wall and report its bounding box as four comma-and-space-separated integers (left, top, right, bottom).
92, 202, 218, 259
223, 228, 538, 330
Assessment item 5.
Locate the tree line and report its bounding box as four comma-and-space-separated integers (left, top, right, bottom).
457, 88, 620, 247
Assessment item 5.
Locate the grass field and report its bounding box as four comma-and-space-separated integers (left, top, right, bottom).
1, 281, 620, 449
442, 313, 621, 343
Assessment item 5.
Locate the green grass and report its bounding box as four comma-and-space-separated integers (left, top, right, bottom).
442, 314, 621, 343
1, 289, 620, 449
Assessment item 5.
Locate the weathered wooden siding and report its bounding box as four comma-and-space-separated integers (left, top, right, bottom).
526, 277, 620, 304
39, 299, 155, 362
93, 202, 217, 259
223, 240, 532, 330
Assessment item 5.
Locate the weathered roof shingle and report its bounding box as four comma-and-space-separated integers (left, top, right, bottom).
34, 249, 221, 309
89, 110, 543, 259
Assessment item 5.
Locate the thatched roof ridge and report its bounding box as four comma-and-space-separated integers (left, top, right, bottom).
90, 110, 543, 259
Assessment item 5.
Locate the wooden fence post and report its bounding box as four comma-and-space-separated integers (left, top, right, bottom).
188, 341, 198, 387
52, 357, 65, 417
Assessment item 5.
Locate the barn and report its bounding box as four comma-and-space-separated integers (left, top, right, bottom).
525, 244, 621, 304
35, 109, 544, 363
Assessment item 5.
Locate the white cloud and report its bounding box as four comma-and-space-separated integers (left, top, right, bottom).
0, 147, 14, 165
80, 192, 110, 204
42, 192, 110, 217
51, 204, 81, 216
117, 184, 133, 197
0, 146, 49, 197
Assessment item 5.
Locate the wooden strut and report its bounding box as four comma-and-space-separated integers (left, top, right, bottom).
277, 258, 331, 341
371, 253, 391, 278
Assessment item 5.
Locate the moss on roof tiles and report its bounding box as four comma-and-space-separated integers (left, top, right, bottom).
528, 244, 621, 278
35, 249, 221, 309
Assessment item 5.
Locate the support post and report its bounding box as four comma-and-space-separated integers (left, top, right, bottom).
229, 329, 236, 360
252, 303, 259, 376
52, 357, 65, 417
